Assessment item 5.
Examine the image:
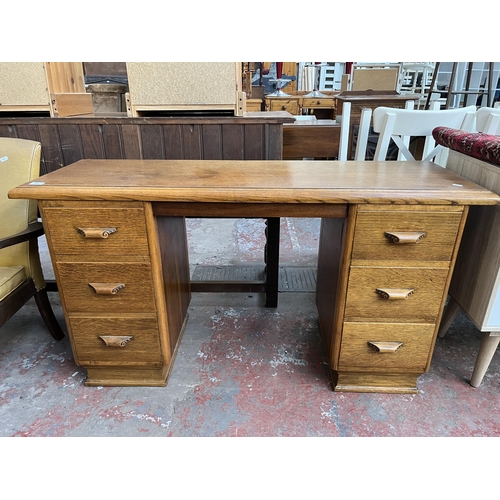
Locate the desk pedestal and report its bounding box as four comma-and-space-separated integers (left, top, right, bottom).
317, 205, 467, 393
40, 201, 190, 387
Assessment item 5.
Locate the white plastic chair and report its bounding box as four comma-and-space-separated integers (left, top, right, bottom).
371, 105, 476, 166
475, 106, 500, 135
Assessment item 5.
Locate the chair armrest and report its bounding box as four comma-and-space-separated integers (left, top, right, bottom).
0, 222, 44, 250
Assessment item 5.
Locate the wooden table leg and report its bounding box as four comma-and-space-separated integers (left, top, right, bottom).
264, 217, 280, 308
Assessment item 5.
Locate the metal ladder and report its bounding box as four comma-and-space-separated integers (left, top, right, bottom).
425, 62, 495, 109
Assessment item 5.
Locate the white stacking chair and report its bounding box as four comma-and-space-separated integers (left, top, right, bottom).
338, 103, 379, 161
475, 106, 500, 135
370, 105, 476, 166
353, 100, 423, 161
353, 107, 373, 160
337, 101, 351, 161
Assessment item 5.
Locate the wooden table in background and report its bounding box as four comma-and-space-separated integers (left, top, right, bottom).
265, 91, 338, 119
283, 120, 340, 159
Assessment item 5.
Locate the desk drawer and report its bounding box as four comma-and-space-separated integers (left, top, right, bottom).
344, 266, 449, 323
268, 99, 299, 114
352, 210, 462, 262
56, 262, 155, 314
70, 316, 162, 364
339, 322, 435, 371
42, 205, 150, 256
302, 97, 335, 108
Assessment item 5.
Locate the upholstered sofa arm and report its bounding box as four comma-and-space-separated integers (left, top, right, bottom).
0, 222, 44, 250
432, 126, 500, 166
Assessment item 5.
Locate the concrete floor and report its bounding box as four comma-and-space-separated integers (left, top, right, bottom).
2, 217, 500, 438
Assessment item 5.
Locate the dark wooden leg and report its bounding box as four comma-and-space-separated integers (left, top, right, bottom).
264, 217, 280, 308
34, 288, 65, 340
44, 279, 58, 292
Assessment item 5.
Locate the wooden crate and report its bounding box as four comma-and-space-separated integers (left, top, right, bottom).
126, 62, 245, 116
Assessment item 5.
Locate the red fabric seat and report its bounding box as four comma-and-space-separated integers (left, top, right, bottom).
432, 126, 500, 166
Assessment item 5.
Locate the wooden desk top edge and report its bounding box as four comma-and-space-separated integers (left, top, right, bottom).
284, 120, 339, 127
335, 94, 420, 101
0, 111, 296, 125
9, 159, 500, 206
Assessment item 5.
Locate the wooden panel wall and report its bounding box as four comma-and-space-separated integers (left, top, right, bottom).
0, 117, 286, 173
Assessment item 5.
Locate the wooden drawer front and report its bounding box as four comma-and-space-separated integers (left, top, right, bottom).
339, 322, 435, 371
345, 267, 449, 323
43, 207, 150, 256
302, 97, 335, 108
56, 262, 155, 313
268, 99, 299, 114
246, 99, 262, 111
70, 317, 161, 364
352, 211, 462, 262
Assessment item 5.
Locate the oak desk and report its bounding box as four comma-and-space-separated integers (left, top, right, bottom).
9, 159, 500, 393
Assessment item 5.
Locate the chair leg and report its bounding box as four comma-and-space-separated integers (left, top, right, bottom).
438, 295, 461, 338
34, 288, 65, 340
470, 333, 500, 388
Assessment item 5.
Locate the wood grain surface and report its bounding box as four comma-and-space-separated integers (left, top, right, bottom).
9, 159, 500, 206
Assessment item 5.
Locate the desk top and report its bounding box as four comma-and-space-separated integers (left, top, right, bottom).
335, 93, 420, 103
284, 119, 339, 127
9, 159, 500, 206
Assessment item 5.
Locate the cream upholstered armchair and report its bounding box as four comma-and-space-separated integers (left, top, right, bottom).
0, 137, 64, 340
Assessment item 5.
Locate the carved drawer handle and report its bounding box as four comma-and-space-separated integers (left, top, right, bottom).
368, 341, 403, 353
99, 335, 133, 347
376, 288, 414, 300
88, 283, 125, 295
77, 227, 117, 239
385, 231, 426, 244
